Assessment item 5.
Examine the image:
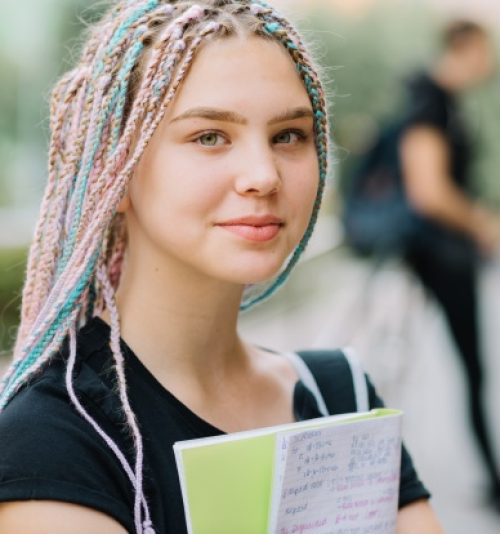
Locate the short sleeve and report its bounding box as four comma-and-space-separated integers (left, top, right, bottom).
366, 374, 431, 508
0, 370, 136, 533
404, 80, 448, 134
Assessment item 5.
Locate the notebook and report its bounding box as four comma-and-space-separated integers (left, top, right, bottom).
174, 408, 402, 534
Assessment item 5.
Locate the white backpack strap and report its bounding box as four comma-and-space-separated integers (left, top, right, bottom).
343, 347, 369, 413
284, 352, 329, 417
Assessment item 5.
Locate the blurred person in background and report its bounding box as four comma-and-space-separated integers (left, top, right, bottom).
401, 20, 500, 510
0, 1, 443, 533
345, 19, 500, 510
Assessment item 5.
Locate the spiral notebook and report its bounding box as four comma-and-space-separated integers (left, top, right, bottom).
174, 408, 402, 534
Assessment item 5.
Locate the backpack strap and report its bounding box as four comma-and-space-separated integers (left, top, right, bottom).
284, 352, 330, 417
289, 348, 369, 415
343, 347, 370, 413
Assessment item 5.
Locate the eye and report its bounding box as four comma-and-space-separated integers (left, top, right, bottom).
197, 132, 225, 147
273, 131, 306, 144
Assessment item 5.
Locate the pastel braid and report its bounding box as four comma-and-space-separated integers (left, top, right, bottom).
239, 1, 329, 309
4, 2, 174, 384
96, 264, 149, 533
0, 3, 331, 533
1, 5, 223, 532
15, 67, 91, 350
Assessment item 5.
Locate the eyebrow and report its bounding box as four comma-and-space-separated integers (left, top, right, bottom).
170, 106, 314, 125
268, 107, 314, 125
170, 108, 247, 124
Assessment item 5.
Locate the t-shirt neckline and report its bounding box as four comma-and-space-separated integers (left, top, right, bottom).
87, 317, 319, 436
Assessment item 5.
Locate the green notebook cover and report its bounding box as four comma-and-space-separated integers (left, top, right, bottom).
174, 408, 401, 534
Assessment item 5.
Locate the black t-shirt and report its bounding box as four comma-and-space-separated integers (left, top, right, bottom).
403, 72, 472, 189
0, 318, 430, 533
402, 72, 476, 254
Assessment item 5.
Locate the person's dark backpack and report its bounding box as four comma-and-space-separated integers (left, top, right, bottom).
285, 349, 370, 415
342, 123, 418, 257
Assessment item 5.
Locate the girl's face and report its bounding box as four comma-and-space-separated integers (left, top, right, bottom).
124, 36, 319, 286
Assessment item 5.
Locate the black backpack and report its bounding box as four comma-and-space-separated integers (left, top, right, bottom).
341, 123, 419, 257
293, 349, 370, 415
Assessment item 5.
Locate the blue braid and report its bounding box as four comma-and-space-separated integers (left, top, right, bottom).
2, 2, 162, 402
241, 14, 329, 310
109, 34, 147, 153
95, 0, 159, 78
57, 28, 147, 279
1, 252, 100, 407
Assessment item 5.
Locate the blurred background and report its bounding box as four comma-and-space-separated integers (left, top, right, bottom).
1, 0, 500, 531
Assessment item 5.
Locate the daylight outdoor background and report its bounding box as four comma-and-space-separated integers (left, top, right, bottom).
1, 0, 500, 350
1, 1, 500, 531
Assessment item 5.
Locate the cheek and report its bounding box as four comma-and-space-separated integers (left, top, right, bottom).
130, 149, 225, 229
286, 156, 320, 225
131, 149, 181, 210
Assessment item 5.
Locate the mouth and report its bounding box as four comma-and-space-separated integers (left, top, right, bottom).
216, 215, 284, 243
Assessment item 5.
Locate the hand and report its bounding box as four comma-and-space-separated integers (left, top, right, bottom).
471, 206, 500, 258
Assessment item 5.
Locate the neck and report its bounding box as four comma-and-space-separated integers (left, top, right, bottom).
105, 248, 247, 388
431, 55, 466, 93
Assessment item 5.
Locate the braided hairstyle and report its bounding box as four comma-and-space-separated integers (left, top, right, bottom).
0, 1, 329, 532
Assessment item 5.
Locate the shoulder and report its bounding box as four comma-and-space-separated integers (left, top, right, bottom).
0, 318, 119, 445
407, 72, 446, 105
405, 73, 449, 131
0, 321, 135, 533
0, 501, 128, 534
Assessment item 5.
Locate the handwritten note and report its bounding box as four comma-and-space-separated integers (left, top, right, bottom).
268, 416, 402, 534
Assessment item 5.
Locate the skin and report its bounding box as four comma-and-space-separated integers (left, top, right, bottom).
400, 33, 500, 256
113, 36, 317, 433
0, 36, 444, 533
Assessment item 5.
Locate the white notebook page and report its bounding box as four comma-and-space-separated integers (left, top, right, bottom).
269, 415, 402, 534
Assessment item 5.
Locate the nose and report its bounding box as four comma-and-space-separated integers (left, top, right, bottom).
234, 143, 281, 197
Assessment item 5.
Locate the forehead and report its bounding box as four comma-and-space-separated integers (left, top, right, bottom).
164, 36, 312, 118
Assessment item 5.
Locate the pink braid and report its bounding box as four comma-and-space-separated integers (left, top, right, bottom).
66, 324, 153, 534
21, 9, 216, 359
2, 6, 332, 534
16, 67, 91, 347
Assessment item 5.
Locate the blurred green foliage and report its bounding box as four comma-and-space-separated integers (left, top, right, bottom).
303, 4, 500, 205
0, 51, 18, 207
0, 249, 27, 355
1, 1, 500, 203
1, 1, 500, 354
0, 1, 104, 357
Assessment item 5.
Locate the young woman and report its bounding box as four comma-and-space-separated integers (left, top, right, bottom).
0, 1, 444, 532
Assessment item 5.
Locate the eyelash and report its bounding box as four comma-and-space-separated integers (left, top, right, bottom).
192, 129, 309, 147
193, 131, 227, 147
274, 130, 308, 144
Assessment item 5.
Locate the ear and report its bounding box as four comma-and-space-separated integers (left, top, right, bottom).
117, 190, 131, 213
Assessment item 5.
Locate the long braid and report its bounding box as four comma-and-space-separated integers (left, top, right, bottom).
96, 264, 148, 533
1, 2, 331, 532
238, 1, 330, 309
15, 67, 91, 349
4, 3, 171, 384
65, 320, 154, 532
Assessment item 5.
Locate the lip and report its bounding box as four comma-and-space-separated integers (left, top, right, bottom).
216, 215, 284, 242
218, 215, 284, 226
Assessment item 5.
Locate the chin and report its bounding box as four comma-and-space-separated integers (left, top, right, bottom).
242, 273, 280, 285
223, 260, 286, 286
